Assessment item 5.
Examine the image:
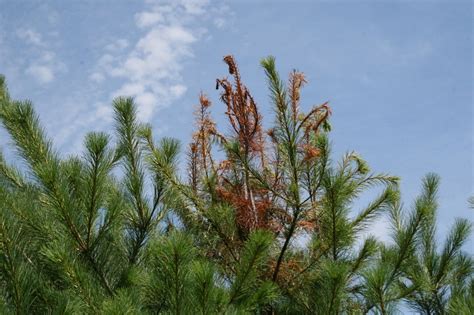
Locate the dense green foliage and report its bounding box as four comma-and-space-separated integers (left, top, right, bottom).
0, 57, 472, 314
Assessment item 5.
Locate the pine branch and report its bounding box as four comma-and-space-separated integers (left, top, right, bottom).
229, 230, 273, 305
351, 187, 398, 235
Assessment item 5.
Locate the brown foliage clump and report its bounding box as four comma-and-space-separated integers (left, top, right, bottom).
188, 55, 331, 243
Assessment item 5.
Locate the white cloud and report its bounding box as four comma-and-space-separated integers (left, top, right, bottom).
170, 84, 186, 98
92, 0, 218, 122
16, 27, 65, 84
135, 11, 164, 28
26, 65, 54, 84
89, 72, 105, 83
182, 0, 209, 15
97, 54, 116, 68
56, 0, 232, 153
16, 28, 44, 46
95, 103, 114, 123
135, 92, 157, 121
105, 39, 129, 51
112, 82, 146, 97
212, 4, 233, 30
109, 26, 196, 81
7, 0, 231, 155
213, 17, 226, 29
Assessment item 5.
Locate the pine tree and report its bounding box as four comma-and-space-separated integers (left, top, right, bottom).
0, 54, 472, 314
163, 56, 401, 313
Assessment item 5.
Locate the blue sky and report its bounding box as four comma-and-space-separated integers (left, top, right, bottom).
0, 0, 472, 247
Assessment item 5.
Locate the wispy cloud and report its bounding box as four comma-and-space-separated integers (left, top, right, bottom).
16, 27, 65, 85
105, 39, 130, 52
16, 28, 44, 46
91, 0, 218, 121
26, 65, 54, 84
4, 0, 231, 154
